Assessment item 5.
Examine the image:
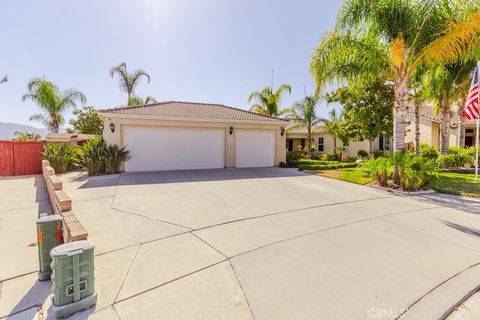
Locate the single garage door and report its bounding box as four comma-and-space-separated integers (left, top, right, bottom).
123, 126, 225, 172
235, 129, 275, 168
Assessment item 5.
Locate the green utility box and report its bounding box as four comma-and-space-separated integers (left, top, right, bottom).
36, 215, 63, 281
50, 240, 97, 319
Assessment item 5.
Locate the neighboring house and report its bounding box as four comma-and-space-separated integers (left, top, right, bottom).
286, 104, 477, 156
45, 133, 95, 145
99, 101, 287, 172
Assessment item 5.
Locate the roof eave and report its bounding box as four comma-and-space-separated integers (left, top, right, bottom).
99, 112, 288, 125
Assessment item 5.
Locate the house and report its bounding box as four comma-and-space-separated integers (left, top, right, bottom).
45, 132, 96, 145
286, 104, 477, 156
99, 101, 287, 172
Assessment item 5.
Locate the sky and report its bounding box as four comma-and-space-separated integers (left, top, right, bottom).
0, 0, 343, 128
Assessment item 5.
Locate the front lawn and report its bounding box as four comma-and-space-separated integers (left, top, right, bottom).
314, 168, 480, 198
432, 171, 480, 198
315, 168, 373, 185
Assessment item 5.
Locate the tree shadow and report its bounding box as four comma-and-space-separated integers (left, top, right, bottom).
414, 193, 480, 215
441, 220, 480, 238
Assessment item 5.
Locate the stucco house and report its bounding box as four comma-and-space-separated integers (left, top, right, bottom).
99, 101, 287, 172
287, 104, 478, 156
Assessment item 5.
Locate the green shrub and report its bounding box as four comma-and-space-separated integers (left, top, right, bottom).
297, 162, 358, 171
397, 153, 436, 191
357, 149, 369, 159
420, 143, 439, 160
286, 150, 304, 162
373, 150, 384, 159
324, 152, 340, 161
345, 156, 358, 163
104, 144, 132, 174
362, 157, 390, 187
436, 147, 473, 169
77, 136, 107, 175
42, 143, 78, 174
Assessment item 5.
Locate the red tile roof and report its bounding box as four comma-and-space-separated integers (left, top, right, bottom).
99, 101, 288, 123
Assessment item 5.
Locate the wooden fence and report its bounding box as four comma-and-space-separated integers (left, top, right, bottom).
0, 141, 45, 176
42, 160, 88, 242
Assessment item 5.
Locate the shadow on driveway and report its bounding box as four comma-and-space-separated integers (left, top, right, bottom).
76, 168, 306, 189
413, 193, 480, 215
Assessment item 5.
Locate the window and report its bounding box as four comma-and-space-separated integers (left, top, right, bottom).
318, 137, 324, 152
466, 128, 475, 134
287, 139, 294, 151
384, 135, 390, 151
343, 141, 349, 152
300, 139, 306, 148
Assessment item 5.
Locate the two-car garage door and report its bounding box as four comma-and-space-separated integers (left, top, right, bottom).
123, 126, 275, 172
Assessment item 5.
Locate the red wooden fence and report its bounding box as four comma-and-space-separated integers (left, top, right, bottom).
0, 141, 45, 176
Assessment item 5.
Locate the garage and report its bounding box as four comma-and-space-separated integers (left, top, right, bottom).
235, 129, 275, 168
123, 126, 225, 172
100, 101, 287, 172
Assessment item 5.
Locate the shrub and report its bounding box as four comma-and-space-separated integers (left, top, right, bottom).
297, 162, 358, 171
345, 156, 358, 163
77, 136, 107, 175
357, 149, 369, 159
286, 150, 304, 162
42, 143, 78, 174
447, 146, 475, 167
373, 150, 384, 159
397, 153, 436, 191
325, 152, 340, 161
104, 144, 132, 174
419, 143, 439, 160
362, 157, 390, 187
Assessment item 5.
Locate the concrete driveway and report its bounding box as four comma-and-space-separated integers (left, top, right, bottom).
2, 168, 480, 320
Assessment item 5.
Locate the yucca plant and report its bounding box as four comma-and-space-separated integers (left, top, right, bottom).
42, 143, 78, 173
104, 144, 131, 174
77, 136, 106, 175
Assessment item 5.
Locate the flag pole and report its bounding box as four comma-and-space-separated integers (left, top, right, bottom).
475, 115, 479, 183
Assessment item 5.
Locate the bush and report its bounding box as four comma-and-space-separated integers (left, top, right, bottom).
345, 156, 358, 163
286, 149, 304, 162
419, 143, 439, 160
396, 153, 436, 191
42, 143, 78, 174
362, 157, 390, 187
373, 150, 384, 159
357, 149, 369, 159
77, 136, 107, 175
297, 162, 358, 171
446, 146, 475, 168
105, 144, 132, 174
324, 152, 340, 161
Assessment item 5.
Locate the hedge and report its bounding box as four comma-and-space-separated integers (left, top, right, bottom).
297, 163, 359, 171
288, 160, 343, 167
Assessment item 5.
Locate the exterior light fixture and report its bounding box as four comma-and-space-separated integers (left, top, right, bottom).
229, 126, 234, 135
280, 127, 285, 136
109, 122, 115, 133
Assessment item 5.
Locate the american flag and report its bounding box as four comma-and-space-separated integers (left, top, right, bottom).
465, 66, 480, 120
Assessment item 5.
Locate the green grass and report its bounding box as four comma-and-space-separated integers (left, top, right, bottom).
313, 168, 480, 197
432, 172, 480, 198
315, 168, 373, 185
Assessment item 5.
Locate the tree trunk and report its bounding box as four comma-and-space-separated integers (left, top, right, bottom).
368, 139, 374, 159
439, 98, 451, 155
414, 101, 420, 156
306, 128, 312, 155
458, 100, 466, 147
393, 69, 409, 184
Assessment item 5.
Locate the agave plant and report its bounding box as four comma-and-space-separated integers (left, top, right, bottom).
77, 136, 107, 175
42, 143, 78, 174
104, 144, 132, 174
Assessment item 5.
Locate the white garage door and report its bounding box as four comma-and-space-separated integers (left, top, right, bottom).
235, 129, 275, 168
123, 126, 225, 172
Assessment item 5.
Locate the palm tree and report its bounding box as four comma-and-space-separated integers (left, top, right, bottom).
422, 61, 475, 154
290, 95, 321, 153
310, 0, 480, 157
410, 69, 426, 156
22, 78, 86, 133
110, 62, 151, 105
248, 84, 293, 117
319, 108, 343, 152
128, 95, 157, 106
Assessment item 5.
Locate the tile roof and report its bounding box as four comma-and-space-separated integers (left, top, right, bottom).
99, 101, 288, 123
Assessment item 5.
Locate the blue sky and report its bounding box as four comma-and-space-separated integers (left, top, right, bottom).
0, 0, 342, 128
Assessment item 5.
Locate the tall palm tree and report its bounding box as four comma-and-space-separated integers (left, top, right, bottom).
248, 84, 292, 117
422, 61, 475, 154
110, 62, 151, 105
22, 78, 86, 133
310, 0, 480, 157
290, 95, 321, 152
